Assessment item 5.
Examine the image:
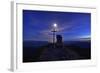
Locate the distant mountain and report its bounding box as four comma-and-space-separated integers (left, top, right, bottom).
23, 40, 49, 47
63, 39, 90, 49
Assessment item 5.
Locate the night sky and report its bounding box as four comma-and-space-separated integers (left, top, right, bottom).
23, 10, 91, 42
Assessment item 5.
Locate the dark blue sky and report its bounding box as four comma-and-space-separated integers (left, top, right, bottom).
23, 10, 91, 42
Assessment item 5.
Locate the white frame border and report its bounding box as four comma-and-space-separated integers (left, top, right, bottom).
11, 1, 97, 72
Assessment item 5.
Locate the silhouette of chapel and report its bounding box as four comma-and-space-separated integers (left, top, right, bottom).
56, 35, 63, 48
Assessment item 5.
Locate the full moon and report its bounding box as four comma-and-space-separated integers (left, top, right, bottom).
53, 23, 57, 28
